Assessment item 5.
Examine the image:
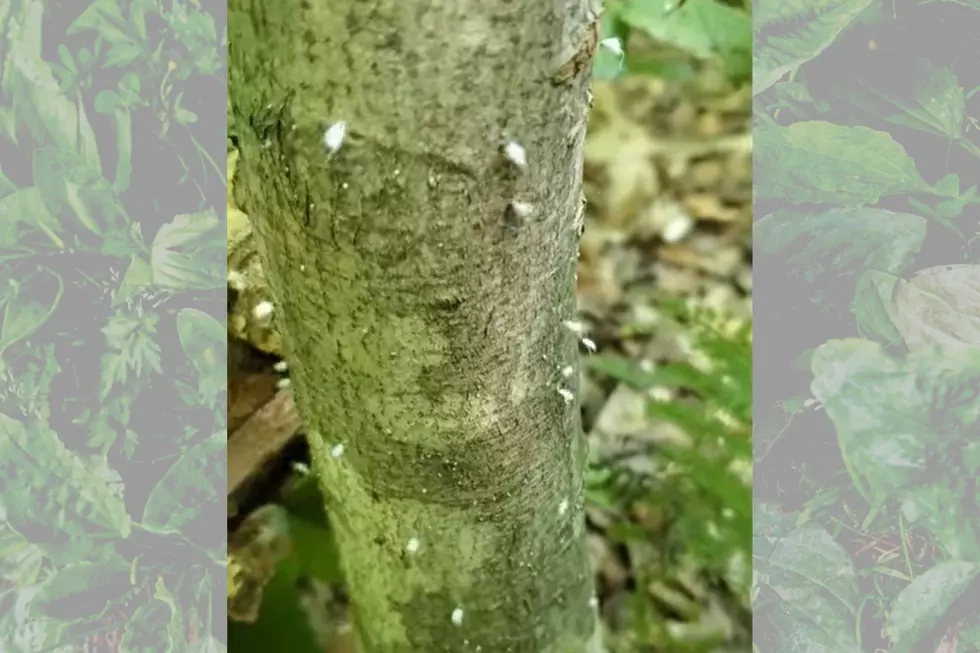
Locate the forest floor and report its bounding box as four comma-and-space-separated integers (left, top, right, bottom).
227, 54, 752, 653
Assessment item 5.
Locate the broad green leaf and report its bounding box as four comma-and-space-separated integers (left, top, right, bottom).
0, 415, 132, 563
32, 148, 129, 238
617, 0, 750, 80
900, 485, 979, 561
0, 587, 69, 653
754, 0, 875, 94
770, 606, 865, 653
755, 208, 926, 322
0, 268, 63, 353
2, 2, 101, 175
886, 561, 980, 653
176, 308, 226, 406
887, 264, 980, 354
143, 432, 226, 557
32, 559, 132, 620
151, 211, 225, 290
811, 340, 980, 504
0, 186, 65, 262
0, 525, 45, 586
755, 514, 864, 653
758, 523, 860, 613
854, 270, 904, 347
112, 255, 154, 308
846, 59, 965, 140
120, 598, 176, 653
755, 121, 930, 205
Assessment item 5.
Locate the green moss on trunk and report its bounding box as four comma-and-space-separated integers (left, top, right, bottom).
228, 0, 601, 650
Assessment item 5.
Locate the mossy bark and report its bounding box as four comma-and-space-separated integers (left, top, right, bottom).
228, 0, 602, 651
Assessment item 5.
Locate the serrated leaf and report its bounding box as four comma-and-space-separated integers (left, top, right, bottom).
755, 121, 930, 205
886, 561, 980, 653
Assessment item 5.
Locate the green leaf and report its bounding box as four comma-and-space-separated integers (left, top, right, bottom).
32, 147, 129, 238
120, 598, 177, 653
0, 186, 66, 262
0, 268, 64, 353
143, 432, 226, 557
811, 340, 980, 505
176, 308, 226, 405
886, 264, 980, 354
885, 561, 980, 653
755, 516, 864, 653
755, 208, 926, 323
0, 415, 132, 563
151, 212, 225, 290
853, 270, 904, 347
33, 559, 133, 620
848, 59, 965, 140
2, 3, 101, 175
754, 0, 875, 95
755, 121, 930, 205
617, 0, 750, 79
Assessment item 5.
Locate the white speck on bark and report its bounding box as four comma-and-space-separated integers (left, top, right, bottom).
503, 141, 527, 168
557, 386, 574, 404
323, 121, 347, 153
406, 537, 420, 554
451, 608, 464, 626
253, 301, 274, 320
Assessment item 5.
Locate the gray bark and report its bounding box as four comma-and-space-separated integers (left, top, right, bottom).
228, 0, 603, 650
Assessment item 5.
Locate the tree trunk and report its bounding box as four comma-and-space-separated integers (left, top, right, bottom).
228, 0, 602, 651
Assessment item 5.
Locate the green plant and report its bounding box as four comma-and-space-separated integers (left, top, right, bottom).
0, 0, 226, 650
586, 300, 752, 649
754, 1, 980, 651
595, 0, 751, 83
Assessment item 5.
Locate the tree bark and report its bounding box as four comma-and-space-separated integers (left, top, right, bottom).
228, 0, 602, 651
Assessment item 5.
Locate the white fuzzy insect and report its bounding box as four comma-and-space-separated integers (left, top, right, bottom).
558, 499, 569, 516
330, 443, 345, 458
228, 270, 247, 291
503, 141, 527, 168
276, 378, 291, 390
562, 319, 587, 336
599, 37, 623, 57
509, 201, 534, 219
406, 537, 420, 554
581, 337, 597, 353
451, 608, 464, 626
252, 301, 274, 321
560, 365, 574, 378
557, 386, 575, 404
323, 121, 348, 154
273, 360, 289, 373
